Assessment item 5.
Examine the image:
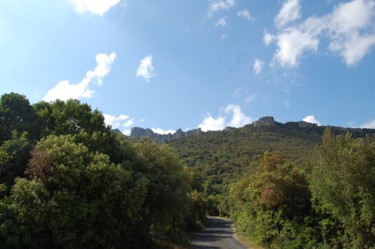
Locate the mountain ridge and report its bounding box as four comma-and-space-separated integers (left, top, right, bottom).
128, 116, 375, 143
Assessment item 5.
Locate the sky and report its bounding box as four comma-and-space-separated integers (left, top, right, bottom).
1, 0, 375, 135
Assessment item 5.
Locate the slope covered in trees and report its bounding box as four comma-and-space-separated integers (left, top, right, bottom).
165, 121, 375, 248
0, 93, 206, 249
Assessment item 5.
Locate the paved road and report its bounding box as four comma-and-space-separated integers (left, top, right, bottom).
191, 217, 247, 249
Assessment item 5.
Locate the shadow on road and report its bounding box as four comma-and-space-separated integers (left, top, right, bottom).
190, 217, 247, 249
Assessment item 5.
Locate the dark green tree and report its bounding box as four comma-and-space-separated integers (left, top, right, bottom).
311, 128, 375, 248
0, 131, 31, 188
0, 93, 39, 143
5, 135, 148, 249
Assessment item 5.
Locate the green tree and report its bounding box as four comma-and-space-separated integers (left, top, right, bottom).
33, 99, 122, 162
0, 131, 31, 188
5, 135, 148, 249
0, 93, 39, 143
311, 128, 375, 248
131, 139, 192, 245
229, 151, 312, 248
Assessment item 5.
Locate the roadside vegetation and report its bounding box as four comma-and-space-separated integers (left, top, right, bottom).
1, 92, 375, 248
0, 93, 206, 249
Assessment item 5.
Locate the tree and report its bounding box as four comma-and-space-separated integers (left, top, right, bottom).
33, 99, 122, 162
0, 131, 31, 188
229, 151, 312, 248
0, 93, 39, 143
5, 134, 148, 249
131, 139, 192, 245
311, 128, 375, 248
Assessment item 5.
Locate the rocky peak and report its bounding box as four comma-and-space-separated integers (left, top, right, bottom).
130, 127, 202, 143
253, 116, 278, 127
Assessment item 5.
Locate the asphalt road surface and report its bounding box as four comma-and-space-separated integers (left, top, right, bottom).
191, 217, 247, 249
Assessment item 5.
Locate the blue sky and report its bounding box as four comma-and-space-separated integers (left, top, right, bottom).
1, 0, 375, 135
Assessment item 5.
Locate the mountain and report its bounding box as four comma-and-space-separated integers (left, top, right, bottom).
130, 127, 203, 143
129, 116, 375, 198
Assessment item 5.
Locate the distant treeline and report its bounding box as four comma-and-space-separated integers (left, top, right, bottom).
0, 93, 207, 249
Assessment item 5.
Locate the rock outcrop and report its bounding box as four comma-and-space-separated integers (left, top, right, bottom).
253, 116, 279, 127
130, 127, 202, 143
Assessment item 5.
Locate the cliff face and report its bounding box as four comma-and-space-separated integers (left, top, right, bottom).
130, 127, 202, 143
129, 116, 375, 143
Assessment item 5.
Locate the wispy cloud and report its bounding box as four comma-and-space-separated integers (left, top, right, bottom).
198, 104, 253, 131
103, 113, 134, 135
237, 9, 252, 21
137, 55, 156, 82
264, 31, 276, 45
44, 53, 116, 102
209, 0, 235, 17
360, 119, 375, 128
215, 17, 227, 27
70, 0, 121, 16
245, 93, 257, 103
253, 59, 264, 75
274, 0, 301, 29
268, 0, 375, 67
283, 100, 290, 109
303, 115, 321, 125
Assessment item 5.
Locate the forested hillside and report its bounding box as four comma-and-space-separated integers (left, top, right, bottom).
0, 93, 206, 249
165, 119, 375, 248
2, 92, 375, 249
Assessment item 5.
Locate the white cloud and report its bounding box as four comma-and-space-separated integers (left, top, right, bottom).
328, 0, 375, 66
264, 31, 276, 45
253, 59, 264, 75
137, 55, 156, 82
70, 0, 121, 16
103, 113, 134, 129
123, 129, 131, 136
303, 115, 321, 125
215, 18, 227, 27
237, 9, 252, 21
209, 0, 235, 17
360, 119, 375, 128
274, 0, 301, 29
269, 0, 375, 67
273, 28, 319, 67
44, 53, 116, 102
198, 104, 253, 131
151, 128, 176, 135
123, 119, 134, 127
103, 114, 134, 135
224, 104, 253, 128
198, 114, 227, 132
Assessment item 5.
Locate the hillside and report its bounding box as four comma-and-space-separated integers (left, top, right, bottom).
130, 117, 375, 201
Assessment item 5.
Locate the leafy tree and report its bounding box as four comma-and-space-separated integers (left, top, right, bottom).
5, 135, 148, 249
33, 99, 122, 162
0, 131, 31, 188
311, 128, 375, 248
0, 93, 39, 143
131, 139, 192, 245
229, 151, 312, 248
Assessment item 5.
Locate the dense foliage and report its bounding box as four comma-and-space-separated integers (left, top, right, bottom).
168, 124, 322, 215
0, 93, 206, 249
227, 130, 375, 248
2, 92, 375, 249
168, 119, 375, 248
